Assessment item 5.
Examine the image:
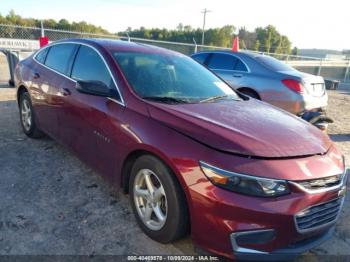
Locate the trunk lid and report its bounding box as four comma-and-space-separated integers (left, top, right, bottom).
284, 71, 326, 97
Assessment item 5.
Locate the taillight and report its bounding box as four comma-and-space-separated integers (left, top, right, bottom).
282, 79, 304, 93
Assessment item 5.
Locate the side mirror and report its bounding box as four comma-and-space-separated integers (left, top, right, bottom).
76, 80, 118, 98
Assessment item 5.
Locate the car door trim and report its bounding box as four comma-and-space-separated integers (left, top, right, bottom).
33, 41, 125, 107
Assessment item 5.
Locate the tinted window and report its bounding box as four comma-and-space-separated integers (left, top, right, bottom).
71, 45, 114, 89
207, 53, 238, 70
192, 53, 209, 65
45, 44, 76, 74
113, 52, 239, 102
255, 55, 295, 72
234, 59, 248, 72
35, 48, 49, 64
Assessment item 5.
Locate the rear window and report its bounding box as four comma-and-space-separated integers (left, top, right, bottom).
235, 59, 248, 72
35, 48, 49, 64
192, 53, 209, 65
255, 55, 295, 72
45, 44, 77, 74
207, 53, 237, 70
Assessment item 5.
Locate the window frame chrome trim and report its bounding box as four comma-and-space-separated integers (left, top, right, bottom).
33, 41, 125, 107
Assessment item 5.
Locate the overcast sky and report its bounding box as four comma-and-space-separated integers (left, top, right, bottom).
2, 0, 349, 50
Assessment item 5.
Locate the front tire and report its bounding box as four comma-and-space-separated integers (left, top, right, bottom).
129, 155, 189, 243
19, 92, 44, 138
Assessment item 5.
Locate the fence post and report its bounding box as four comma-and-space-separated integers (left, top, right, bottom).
317, 59, 323, 76
193, 38, 197, 53
126, 32, 131, 42
286, 55, 289, 62
344, 59, 350, 83
40, 21, 45, 37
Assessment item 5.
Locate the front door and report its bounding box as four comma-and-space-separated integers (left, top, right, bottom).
58, 44, 125, 180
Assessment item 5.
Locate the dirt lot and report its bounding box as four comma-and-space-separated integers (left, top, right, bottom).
0, 86, 349, 261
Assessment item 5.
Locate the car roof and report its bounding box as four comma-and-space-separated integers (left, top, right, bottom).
192, 49, 261, 59
54, 38, 184, 56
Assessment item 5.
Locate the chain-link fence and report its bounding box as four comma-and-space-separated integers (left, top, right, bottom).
1, 23, 350, 82
0, 23, 337, 58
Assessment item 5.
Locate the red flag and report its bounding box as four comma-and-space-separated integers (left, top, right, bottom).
232, 36, 239, 52
39, 36, 49, 47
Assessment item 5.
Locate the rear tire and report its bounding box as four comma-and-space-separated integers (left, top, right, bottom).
129, 155, 189, 243
19, 92, 44, 138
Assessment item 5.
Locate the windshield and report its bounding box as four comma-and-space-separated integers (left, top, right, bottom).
113, 52, 239, 103
255, 55, 296, 72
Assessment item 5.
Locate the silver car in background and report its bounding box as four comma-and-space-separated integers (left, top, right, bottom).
191, 51, 328, 116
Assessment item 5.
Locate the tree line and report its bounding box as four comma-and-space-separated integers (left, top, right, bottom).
0, 10, 109, 34
0, 10, 296, 54
123, 24, 295, 54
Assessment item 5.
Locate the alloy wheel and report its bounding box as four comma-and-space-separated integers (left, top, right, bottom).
133, 169, 167, 231
21, 99, 32, 131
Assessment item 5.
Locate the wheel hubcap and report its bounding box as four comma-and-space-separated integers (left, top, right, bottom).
21, 99, 32, 131
133, 169, 167, 231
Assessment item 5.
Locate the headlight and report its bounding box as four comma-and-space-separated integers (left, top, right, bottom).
200, 161, 290, 197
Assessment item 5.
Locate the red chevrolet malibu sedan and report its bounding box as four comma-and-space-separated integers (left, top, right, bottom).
15, 39, 347, 260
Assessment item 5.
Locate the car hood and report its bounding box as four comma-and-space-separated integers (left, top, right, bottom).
147, 99, 332, 158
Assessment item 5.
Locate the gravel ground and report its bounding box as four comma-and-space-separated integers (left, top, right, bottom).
0, 86, 349, 261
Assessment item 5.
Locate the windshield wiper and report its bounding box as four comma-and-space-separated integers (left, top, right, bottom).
142, 96, 189, 104
200, 95, 241, 103
200, 95, 229, 103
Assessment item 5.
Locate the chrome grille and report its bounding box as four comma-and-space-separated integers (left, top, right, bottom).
295, 198, 343, 233
297, 175, 342, 190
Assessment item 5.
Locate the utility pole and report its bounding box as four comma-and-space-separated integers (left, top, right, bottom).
201, 8, 211, 45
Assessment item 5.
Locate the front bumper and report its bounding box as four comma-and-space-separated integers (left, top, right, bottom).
232, 227, 334, 261
188, 179, 345, 260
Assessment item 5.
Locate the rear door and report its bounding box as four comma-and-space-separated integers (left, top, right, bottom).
33, 43, 78, 138
191, 53, 210, 65
59, 44, 125, 179
206, 53, 249, 89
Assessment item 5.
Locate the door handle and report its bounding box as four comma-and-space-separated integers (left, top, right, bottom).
62, 88, 71, 96
233, 74, 243, 78
33, 72, 40, 79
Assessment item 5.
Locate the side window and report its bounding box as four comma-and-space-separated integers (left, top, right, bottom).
45, 44, 76, 74
35, 48, 49, 64
192, 53, 209, 65
71, 45, 114, 89
207, 53, 238, 70
234, 58, 248, 72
